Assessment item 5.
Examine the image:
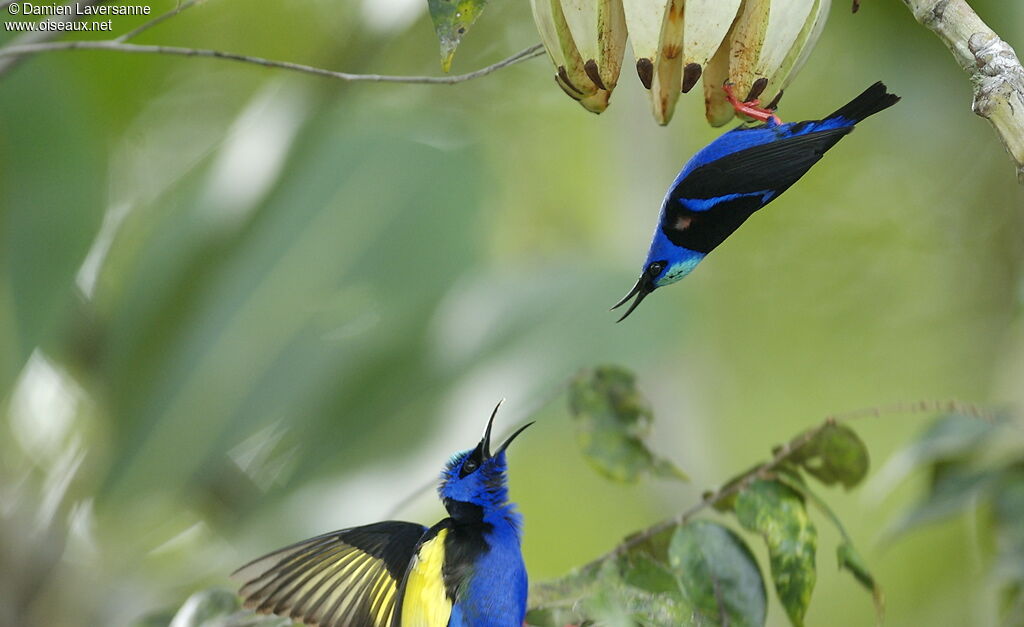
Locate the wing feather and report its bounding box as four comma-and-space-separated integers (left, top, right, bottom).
393, 523, 454, 627
676, 127, 853, 200
234, 521, 427, 627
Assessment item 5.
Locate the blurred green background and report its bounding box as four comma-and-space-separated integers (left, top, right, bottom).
2, 1, 1023, 625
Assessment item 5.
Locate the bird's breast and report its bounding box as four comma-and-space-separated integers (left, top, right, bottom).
449, 539, 527, 627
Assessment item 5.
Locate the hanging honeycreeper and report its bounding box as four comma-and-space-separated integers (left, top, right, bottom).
612, 81, 900, 322
233, 401, 532, 627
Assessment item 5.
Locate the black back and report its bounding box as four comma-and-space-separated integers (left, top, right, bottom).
661, 128, 854, 253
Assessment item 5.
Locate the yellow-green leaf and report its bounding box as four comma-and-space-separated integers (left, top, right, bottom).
776, 470, 884, 621
427, 0, 489, 72
568, 365, 688, 483
735, 480, 817, 627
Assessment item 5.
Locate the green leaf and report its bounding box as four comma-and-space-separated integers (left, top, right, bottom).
528, 551, 694, 627
619, 550, 683, 594
735, 480, 817, 627
873, 413, 1002, 492
994, 465, 1024, 560
427, 0, 489, 72
885, 466, 999, 537
992, 465, 1024, 623
790, 423, 870, 488
836, 542, 883, 614
568, 365, 688, 483
775, 471, 884, 621
583, 558, 695, 626
527, 565, 601, 625
669, 520, 767, 626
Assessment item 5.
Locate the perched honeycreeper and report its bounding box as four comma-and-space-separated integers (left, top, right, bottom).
612, 81, 900, 321
233, 402, 532, 627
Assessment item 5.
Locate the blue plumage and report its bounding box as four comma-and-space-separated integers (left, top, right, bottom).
612, 82, 900, 321
437, 418, 529, 627
233, 402, 532, 627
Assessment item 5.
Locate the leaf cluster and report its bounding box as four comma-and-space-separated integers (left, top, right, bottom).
530, 367, 881, 627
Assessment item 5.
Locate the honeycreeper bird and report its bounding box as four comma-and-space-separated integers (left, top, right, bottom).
233, 402, 532, 627
612, 81, 900, 322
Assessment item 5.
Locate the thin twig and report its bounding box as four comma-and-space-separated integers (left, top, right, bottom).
900, 0, 1024, 183
115, 0, 203, 43
383, 477, 437, 520
0, 0, 107, 77
577, 399, 990, 572
0, 39, 546, 84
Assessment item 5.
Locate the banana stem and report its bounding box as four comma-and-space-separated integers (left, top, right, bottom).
901, 0, 1024, 184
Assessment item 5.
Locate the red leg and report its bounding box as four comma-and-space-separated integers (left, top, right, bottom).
723, 82, 782, 125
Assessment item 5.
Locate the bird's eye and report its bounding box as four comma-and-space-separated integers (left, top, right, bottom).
462, 459, 478, 474
649, 262, 664, 275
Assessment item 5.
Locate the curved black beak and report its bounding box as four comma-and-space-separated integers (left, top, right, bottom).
611, 274, 655, 322
478, 398, 503, 457
495, 421, 534, 456
476, 399, 533, 458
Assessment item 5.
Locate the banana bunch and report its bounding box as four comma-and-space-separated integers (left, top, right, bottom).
531, 0, 831, 125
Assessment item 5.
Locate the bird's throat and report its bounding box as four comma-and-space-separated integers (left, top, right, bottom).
444, 498, 485, 523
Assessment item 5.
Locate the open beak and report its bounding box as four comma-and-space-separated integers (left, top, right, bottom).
611, 274, 655, 322
478, 399, 533, 458
495, 421, 534, 456
478, 399, 502, 457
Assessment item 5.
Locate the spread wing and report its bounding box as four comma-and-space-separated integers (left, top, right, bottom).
234, 521, 427, 627
674, 127, 852, 200
392, 521, 454, 627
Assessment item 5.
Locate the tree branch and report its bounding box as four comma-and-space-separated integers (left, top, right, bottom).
900, 0, 1024, 183
0, 37, 545, 85
578, 399, 991, 573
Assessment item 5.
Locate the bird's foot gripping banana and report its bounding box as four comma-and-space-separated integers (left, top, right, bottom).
723, 82, 783, 125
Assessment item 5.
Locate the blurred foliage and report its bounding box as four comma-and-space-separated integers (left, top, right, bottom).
884, 412, 1024, 625
135, 589, 287, 627
528, 412, 880, 626
568, 365, 687, 482
0, 0, 1023, 626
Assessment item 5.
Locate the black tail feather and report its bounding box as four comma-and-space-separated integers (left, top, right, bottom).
826, 81, 900, 123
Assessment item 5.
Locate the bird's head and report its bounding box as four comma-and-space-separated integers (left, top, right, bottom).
612, 232, 705, 322
439, 401, 532, 515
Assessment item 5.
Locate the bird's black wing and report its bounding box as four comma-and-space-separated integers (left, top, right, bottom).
674, 127, 853, 200
233, 521, 427, 627
660, 127, 854, 253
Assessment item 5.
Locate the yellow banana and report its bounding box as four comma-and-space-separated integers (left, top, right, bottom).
650, 0, 685, 125
559, 0, 627, 93
764, 0, 831, 102
680, 0, 743, 93
531, 0, 612, 113
727, 0, 771, 102
702, 19, 737, 126
531, 0, 829, 124
621, 0, 671, 90
754, 0, 816, 97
